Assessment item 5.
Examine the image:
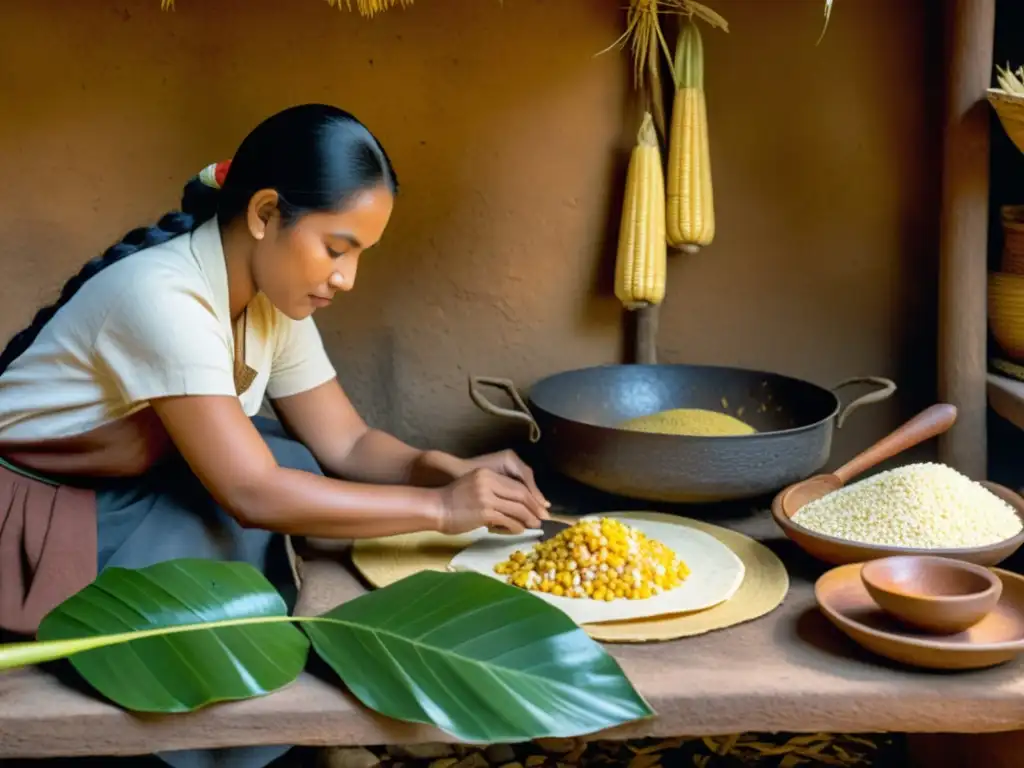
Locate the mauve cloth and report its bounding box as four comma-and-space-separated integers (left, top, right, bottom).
0, 464, 96, 637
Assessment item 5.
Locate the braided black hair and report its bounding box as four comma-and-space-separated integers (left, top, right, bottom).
0, 104, 397, 378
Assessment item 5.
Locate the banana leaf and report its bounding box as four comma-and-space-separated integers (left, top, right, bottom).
33, 558, 311, 712
304, 569, 654, 742
0, 559, 653, 742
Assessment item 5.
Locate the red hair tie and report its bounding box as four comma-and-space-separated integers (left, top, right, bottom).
198, 159, 232, 190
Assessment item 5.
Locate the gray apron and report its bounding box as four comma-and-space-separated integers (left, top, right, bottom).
95, 415, 320, 768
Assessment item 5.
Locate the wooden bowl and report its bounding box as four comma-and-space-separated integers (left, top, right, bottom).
816, 563, 1024, 671
860, 556, 1002, 634
770, 481, 1024, 567
989, 271, 1024, 360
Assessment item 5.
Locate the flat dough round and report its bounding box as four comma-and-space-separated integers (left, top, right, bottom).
449, 514, 744, 625
350, 511, 790, 643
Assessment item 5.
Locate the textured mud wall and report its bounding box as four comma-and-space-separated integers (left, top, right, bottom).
0, 0, 939, 465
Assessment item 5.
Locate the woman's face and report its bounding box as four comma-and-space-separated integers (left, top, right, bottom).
250, 184, 394, 320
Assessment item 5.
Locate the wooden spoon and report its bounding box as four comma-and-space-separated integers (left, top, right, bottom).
781, 403, 958, 512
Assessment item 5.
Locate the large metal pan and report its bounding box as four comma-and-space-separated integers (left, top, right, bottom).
468, 364, 896, 503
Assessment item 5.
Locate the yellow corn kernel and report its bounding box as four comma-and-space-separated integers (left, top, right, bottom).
614, 112, 667, 310
492, 517, 689, 602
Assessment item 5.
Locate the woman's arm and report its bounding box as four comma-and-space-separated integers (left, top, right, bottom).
270, 379, 472, 486
152, 394, 443, 538
150, 393, 546, 537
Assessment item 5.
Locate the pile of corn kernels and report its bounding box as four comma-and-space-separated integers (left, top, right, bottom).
493, 517, 690, 601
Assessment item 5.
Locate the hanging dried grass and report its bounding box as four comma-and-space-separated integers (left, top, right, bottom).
596, 1, 729, 90
816, 0, 835, 45
324, 0, 415, 17
160, 0, 418, 17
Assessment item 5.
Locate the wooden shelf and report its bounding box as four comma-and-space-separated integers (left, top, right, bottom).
988, 372, 1024, 430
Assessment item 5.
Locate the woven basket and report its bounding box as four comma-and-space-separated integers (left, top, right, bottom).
988, 88, 1024, 156
989, 271, 1024, 361
1002, 205, 1024, 275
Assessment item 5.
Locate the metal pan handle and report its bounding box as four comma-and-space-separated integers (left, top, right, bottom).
468, 376, 542, 443
831, 376, 898, 429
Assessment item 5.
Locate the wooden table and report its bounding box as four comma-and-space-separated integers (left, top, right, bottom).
2, 482, 1024, 765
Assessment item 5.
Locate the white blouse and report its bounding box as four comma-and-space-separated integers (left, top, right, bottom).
0, 217, 336, 439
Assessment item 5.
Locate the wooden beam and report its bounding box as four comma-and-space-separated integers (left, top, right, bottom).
937, 0, 996, 478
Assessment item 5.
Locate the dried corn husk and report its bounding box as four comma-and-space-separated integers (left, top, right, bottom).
320, 733, 893, 768
996, 63, 1024, 95
597, 0, 729, 90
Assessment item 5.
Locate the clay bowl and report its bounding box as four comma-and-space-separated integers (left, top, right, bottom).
771, 481, 1024, 567
989, 271, 1024, 360
860, 556, 1002, 635
816, 563, 1024, 670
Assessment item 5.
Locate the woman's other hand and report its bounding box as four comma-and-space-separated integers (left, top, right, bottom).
413, 448, 549, 508
460, 449, 549, 509
435, 466, 549, 535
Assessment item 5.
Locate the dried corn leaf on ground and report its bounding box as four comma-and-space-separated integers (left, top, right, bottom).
309, 733, 907, 768
4, 732, 908, 767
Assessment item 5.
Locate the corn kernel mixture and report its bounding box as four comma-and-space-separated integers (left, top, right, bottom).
791, 462, 1024, 549
493, 517, 690, 601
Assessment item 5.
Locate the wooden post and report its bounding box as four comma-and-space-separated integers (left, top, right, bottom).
635, 306, 659, 364
937, 0, 996, 478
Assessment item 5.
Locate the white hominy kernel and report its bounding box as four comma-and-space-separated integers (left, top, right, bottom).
791, 462, 1023, 549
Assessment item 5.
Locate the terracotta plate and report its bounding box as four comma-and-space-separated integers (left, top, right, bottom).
815, 563, 1024, 670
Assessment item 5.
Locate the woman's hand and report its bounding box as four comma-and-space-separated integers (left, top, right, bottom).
435, 467, 550, 535
459, 449, 550, 509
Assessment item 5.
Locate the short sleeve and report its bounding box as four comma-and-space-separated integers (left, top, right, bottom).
266, 314, 337, 400
93, 277, 237, 403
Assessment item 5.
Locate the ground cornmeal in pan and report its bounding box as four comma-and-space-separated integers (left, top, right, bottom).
618, 407, 756, 437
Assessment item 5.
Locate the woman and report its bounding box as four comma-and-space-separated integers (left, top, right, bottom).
0, 103, 548, 768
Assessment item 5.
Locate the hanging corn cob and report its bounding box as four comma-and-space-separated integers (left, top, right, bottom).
615, 112, 667, 310
666, 16, 714, 253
